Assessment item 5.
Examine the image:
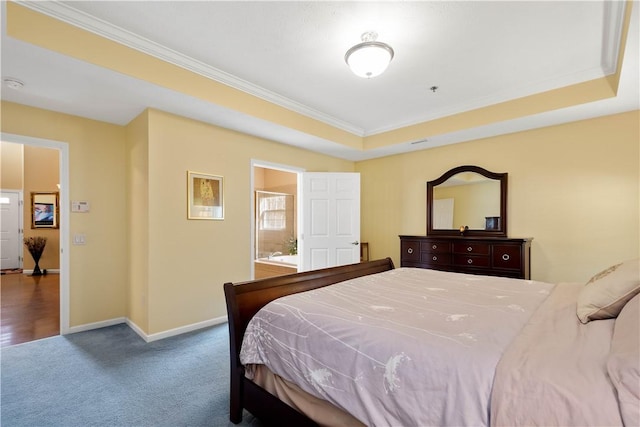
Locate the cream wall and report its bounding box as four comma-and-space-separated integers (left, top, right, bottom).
1, 141, 23, 188
134, 109, 353, 334
3, 99, 638, 335
357, 110, 640, 284
23, 145, 60, 270
7, 1, 633, 154
1, 142, 61, 270
2, 101, 128, 327
2, 102, 353, 335
125, 110, 150, 332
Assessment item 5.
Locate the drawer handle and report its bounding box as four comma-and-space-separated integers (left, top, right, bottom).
407, 248, 413, 254
467, 247, 473, 252
467, 259, 473, 264
432, 256, 438, 261
502, 254, 510, 261
432, 244, 437, 250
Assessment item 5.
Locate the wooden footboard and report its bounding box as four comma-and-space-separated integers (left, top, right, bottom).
223, 258, 395, 425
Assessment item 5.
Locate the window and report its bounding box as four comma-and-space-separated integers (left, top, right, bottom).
259, 194, 287, 230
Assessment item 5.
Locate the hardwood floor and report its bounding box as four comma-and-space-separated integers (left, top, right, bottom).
1, 272, 59, 347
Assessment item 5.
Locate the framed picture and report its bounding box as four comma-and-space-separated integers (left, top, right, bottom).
31, 192, 59, 229
187, 171, 224, 220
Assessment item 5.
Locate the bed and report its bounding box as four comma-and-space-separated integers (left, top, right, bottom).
223, 257, 639, 426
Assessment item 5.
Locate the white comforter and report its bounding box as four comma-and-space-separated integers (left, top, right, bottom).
240, 267, 555, 426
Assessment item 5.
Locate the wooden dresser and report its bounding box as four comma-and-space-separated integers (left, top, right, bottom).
399, 235, 532, 279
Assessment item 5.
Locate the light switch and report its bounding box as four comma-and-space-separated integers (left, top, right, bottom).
73, 233, 86, 245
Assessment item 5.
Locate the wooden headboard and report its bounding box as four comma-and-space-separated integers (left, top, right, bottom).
223, 257, 395, 424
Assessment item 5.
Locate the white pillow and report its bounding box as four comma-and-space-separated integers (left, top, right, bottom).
607, 293, 640, 427
576, 258, 640, 324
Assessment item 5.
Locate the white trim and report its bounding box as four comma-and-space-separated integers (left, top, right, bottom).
16, 0, 363, 137
125, 318, 148, 342
22, 269, 60, 275
601, 0, 627, 75
16, 1, 625, 140
127, 316, 229, 343
65, 316, 228, 342
2, 132, 70, 335
66, 317, 126, 334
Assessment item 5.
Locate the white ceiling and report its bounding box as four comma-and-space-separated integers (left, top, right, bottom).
1, 1, 638, 161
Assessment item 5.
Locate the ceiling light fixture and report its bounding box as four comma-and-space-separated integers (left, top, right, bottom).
3, 77, 25, 90
345, 31, 394, 79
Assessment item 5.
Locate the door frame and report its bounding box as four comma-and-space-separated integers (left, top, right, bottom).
250, 159, 304, 279
2, 132, 70, 335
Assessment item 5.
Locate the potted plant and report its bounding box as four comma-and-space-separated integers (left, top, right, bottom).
23, 236, 47, 276
286, 236, 297, 255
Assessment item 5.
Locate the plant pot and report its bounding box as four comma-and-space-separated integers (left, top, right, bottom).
32, 261, 42, 276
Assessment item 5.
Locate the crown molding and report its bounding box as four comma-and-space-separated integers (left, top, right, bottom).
14, 0, 624, 140
364, 1, 627, 137
15, 0, 365, 137
601, 0, 626, 75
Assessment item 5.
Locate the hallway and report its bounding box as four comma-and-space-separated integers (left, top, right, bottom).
1, 272, 59, 347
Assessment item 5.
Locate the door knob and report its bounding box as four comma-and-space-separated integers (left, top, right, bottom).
351, 241, 359, 246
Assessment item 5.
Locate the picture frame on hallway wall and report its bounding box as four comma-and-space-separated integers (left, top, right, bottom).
31, 192, 60, 229
187, 171, 224, 220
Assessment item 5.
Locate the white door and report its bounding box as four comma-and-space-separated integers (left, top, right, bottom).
300, 172, 360, 271
0, 190, 22, 270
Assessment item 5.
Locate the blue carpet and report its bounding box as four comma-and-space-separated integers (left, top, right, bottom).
0, 323, 263, 427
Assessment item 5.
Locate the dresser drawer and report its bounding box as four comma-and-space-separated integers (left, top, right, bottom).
422, 253, 451, 265
492, 245, 523, 270
422, 241, 451, 253
453, 242, 490, 255
401, 240, 421, 262
454, 254, 490, 269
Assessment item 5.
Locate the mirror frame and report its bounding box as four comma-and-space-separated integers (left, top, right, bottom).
427, 165, 507, 237
31, 191, 60, 229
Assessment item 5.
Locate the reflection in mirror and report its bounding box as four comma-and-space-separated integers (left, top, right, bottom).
433, 172, 501, 230
427, 165, 507, 237
31, 192, 59, 229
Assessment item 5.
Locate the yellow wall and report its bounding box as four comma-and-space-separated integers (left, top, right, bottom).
1, 141, 61, 271
2, 102, 128, 327
143, 109, 353, 334
3, 99, 638, 335
357, 110, 640, 284
7, 1, 634, 155
23, 145, 60, 270
125, 110, 150, 332
1, 141, 23, 188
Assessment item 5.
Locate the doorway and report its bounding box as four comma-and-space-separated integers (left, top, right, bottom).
250, 161, 362, 279
0, 133, 70, 346
252, 162, 300, 279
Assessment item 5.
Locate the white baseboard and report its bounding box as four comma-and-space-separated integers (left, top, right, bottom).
21, 269, 61, 275
66, 317, 127, 334
129, 315, 229, 342
64, 315, 228, 343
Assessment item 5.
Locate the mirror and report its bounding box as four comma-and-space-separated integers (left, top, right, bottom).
427, 166, 507, 237
31, 192, 59, 229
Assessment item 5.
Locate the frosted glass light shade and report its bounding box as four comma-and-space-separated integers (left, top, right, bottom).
345, 41, 394, 79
